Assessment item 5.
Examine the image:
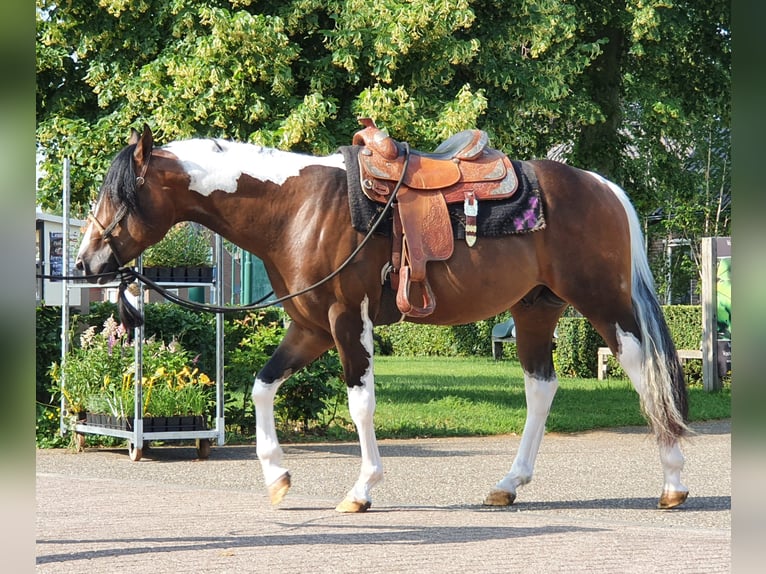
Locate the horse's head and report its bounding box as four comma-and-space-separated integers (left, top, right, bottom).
76, 125, 176, 283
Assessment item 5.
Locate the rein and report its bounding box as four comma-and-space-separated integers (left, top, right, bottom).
55, 143, 411, 325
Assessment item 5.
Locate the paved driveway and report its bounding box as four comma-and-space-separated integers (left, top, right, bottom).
36, 420, 730, 573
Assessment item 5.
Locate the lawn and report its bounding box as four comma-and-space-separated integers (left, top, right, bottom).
326, 356, 731, 440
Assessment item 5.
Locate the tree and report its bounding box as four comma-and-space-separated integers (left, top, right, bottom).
37, 0, 730, 281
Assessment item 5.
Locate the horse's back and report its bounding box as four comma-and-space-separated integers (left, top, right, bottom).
373, 159, 635, 326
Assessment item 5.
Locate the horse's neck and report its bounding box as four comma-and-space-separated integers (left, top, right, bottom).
182, 167, 350, 265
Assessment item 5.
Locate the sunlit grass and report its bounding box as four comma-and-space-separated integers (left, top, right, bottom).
325, 356, 731, 440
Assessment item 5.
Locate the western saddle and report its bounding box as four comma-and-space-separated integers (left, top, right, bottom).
353, 118, 519, 318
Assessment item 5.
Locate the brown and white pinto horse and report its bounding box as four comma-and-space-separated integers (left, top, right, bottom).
76, 124, 690, 512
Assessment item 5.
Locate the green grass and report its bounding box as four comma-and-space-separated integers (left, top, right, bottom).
324, 356, 731, 440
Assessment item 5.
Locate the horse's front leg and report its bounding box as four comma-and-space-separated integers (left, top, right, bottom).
252, 323, 333, 505
331, 296, 384, 513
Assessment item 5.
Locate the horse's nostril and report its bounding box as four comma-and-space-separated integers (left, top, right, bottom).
75, 258, 84, 271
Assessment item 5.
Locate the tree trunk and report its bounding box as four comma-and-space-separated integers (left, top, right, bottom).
571, 22, 626, 179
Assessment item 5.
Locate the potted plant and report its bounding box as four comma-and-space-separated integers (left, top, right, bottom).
141, 222, 213, 283
51, 315, 214, 432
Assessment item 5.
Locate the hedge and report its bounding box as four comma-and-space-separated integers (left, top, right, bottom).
374, 311, 511, 357
535, 306, 701, 380
374, 306, 702, 382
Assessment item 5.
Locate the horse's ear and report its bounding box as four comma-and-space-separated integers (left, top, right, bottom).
128, 128, 141, 145
133, 123, 153, 165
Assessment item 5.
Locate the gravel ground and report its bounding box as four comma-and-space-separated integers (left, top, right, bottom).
36, 419, 730, 573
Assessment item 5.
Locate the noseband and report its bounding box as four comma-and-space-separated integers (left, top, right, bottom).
87, 203, 129, 266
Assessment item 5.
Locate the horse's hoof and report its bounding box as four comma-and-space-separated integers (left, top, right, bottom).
658, 490, 689, 509
268, 472, 291, 505
335, 497, 372, 513
483, 488, 516, 506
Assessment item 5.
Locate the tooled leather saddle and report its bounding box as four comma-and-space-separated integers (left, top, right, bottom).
352, 118, 520, 318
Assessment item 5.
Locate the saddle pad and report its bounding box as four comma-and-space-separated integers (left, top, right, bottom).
340, 145, 546, 239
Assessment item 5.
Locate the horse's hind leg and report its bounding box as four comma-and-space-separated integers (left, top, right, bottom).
485, 290, 565, 506
252, 323, 333, 505
596, 318, 688, 508
577, 299, 689, 509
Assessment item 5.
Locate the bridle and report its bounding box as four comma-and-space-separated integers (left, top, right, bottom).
85, 153, 150, 267
87, 204, 129, 266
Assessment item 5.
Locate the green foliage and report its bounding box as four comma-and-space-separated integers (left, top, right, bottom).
223, 308, 285, 436
36, 304, 65, 403
49, 314, 214, 420
144, 303, 217, 375
553, 317, 606, 378
375, 313, 510, 357
142, 222, 212, 267
603, 305, 703, 383
557, 305, 703, 382
276, 351, 346, 434
375, 323, 461, 356
663, 305, 703, 349
36, 403, 69, 449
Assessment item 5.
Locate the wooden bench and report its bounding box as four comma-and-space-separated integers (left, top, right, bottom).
597, 347, 703, 380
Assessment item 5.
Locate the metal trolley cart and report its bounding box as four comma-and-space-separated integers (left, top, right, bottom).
63, 250, 226, 460
59, 216, 225, 460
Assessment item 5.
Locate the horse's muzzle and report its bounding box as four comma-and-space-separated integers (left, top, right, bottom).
75, 256, 118, 284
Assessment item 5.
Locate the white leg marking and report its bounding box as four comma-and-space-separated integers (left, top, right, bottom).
495, 371, 559, 495
345, 296, 384, 504
615, 327, 646, 397
252, 377, 289, 486
659, 441, 687, 494
615, 326, 688, 495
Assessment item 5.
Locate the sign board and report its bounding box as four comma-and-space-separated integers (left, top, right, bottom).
701, 237, 731, 391
36, 211, 85, 306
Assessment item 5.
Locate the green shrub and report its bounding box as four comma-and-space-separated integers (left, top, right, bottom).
224, 308, 286, 436
276, 351, 346, 434
375, 312, 510, 357
375, 323, 459, 356
556, 305, 703, 381
554, 316, 606, 378
36, 305, 65, 404
663, 305, 703, 349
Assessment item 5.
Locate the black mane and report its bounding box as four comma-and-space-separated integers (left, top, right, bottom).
100, 144, 141, 214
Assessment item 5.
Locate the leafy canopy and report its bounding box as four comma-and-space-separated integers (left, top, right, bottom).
37, 0, 729, 274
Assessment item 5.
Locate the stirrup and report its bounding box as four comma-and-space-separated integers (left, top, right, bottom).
396, 266, 436, 318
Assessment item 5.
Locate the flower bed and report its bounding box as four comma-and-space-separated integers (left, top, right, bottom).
51, 316, 215, 426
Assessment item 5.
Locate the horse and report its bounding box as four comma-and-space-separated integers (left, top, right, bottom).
75, 123, 690, 512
